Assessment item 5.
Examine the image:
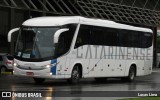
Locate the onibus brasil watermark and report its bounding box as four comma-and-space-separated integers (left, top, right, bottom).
2, 92, 42, 98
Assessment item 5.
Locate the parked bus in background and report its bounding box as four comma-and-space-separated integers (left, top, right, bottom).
8, 16, 153, 84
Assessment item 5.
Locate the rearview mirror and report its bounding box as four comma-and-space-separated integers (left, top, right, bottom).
53, 28, 69, 44
8, 28, 20, 42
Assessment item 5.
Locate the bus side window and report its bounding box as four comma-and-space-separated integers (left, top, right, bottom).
75, 25, 91, 48
103, 28, 118, 46
56, 24, 77, 57
57, 33, 66, 55
142, 32, 152, 48
118, 30, 132, 47
90, 26, 104, 45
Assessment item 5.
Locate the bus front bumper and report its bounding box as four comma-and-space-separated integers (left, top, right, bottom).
13, 66, 56, 79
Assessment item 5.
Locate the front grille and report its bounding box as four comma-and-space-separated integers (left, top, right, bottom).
17, 65, 45, 70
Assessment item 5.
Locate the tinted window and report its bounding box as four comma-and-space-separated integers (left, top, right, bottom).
142, 32, 152, 48
119, 30, 134, 47
118, 30, 152, 48
75, 25, 91, 48
103, 28, 118, 46
7, 56, 13, 60
75, 25, 152, 48
90, 27, 118, 46
90, 27, 104, 45
132, 32, 141, 47
56, 24, 77, 56
0, 56, 2, 61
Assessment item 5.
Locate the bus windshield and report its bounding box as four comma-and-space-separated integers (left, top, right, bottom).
15, 27, 60, 60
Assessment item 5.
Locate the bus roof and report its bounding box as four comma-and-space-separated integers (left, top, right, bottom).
22, 16, 152, 33
22, 16, 80, 27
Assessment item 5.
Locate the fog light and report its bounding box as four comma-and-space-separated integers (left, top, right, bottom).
13, 71, 14, 73
50, 73, 52, 75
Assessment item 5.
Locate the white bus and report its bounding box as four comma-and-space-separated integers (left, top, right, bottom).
8, 16, 153, 84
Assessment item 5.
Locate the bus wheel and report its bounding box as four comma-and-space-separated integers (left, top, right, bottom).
33, 78, 45, 84
127, 66, 136, 82
121, 66, 136, 82
68, 66, 80, 84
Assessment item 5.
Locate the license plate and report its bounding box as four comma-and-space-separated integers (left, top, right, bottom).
26, 72, 34, 76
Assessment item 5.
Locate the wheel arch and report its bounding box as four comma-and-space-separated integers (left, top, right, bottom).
71, 62, 83, 78
130, 64, 137, 77
0, 65, 7, 73
125, 62, 137, 76
0, 65, 7, 68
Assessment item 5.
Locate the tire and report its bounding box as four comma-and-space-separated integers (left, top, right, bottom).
159, 62, 160, 68
0, 66, 7, 74
33, 78, 45, 84
68, 66, 80, 84
121, 66, 136, 82
127, 66, 136, 82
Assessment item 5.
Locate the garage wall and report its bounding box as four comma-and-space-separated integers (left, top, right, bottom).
0, 8, 9, 53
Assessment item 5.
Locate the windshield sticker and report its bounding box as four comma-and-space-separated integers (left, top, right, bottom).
22, 53, 31, 58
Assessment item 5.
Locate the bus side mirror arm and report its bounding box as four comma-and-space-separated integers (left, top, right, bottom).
53, 28, 69, 44
8, 28, 20, 42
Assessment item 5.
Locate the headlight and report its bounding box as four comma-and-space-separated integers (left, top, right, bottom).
42, 63, 57, 69
13, 63, 18, 67
42, 64, 52, 69
44, 64, 52, 68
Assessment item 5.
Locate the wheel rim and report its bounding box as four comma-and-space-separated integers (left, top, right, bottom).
1, 67, 6, 73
